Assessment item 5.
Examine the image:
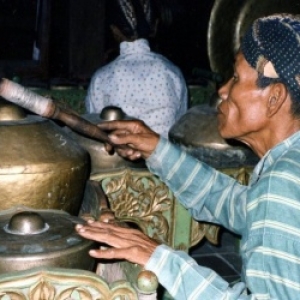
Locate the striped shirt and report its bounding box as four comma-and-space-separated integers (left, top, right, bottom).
145, 131, 300, 300
85, 39, 188, 137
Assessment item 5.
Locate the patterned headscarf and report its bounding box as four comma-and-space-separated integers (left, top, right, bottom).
108, 0, 158, 39
241, 14, 300, 101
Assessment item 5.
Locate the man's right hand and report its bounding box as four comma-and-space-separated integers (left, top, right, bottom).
97, 120, 160, 160
75, 220, 159, 267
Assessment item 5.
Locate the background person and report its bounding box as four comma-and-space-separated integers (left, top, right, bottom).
85, 0, 188, 138
77, 14, 300, 299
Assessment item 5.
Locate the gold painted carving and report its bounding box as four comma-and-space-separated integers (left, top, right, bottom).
0, 268, 138, 300
100, 170, 172, 244
92, 167, 252, 250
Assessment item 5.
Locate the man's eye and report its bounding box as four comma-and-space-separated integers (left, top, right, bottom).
232, 74, 238, 81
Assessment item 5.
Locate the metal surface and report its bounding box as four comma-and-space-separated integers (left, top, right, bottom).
0, 207, 96, 273
67, 106, 146, 174
208, 0, 300, 81
0, 100, 89, 215
99, 105, 126, 120
137, 270, 159, 293
6, 211, 48, 235
169, 101, 259, 169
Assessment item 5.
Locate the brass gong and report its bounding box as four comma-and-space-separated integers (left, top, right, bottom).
0, 100, 90, 215
208, 0, 300, 81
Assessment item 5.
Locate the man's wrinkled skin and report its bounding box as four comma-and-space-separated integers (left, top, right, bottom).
217, 52, 297, 158
76, 221, 158, 266
99, 119, 160, 160
76, 52, 300, 267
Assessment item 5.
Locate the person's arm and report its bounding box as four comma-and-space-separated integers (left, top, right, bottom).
75, 221, 249, 299
75, 180, 250, 299
147, 137, 248, 233
147, 145, 300, 300
97, 119, 160, 160
78, 121, 252, 299
146, 245, 249, 300
98, 120, 247, 233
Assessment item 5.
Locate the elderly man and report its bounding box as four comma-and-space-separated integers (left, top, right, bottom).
76, 14, 300, 299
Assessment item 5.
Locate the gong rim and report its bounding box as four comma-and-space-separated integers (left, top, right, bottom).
207, 0, 300, 82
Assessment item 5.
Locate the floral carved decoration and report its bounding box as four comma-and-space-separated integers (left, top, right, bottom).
0, 268, 138, 300
101, 170, 172, 244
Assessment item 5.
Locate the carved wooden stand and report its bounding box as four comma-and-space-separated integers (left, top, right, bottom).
0, 166, 251, 300
89, 165, 252, 299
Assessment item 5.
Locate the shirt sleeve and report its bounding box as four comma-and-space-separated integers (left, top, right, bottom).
146, 138, 248, 235
146, 137, 300, 299
145, 244, 250, 300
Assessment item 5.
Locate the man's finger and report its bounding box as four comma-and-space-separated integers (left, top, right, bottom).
89, 246, 153, 266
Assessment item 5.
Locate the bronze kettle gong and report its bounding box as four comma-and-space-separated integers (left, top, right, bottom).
66, 106, 147, 174
0, 207, 96, 273
169, 95, 259, 169
0, 99, 90, 215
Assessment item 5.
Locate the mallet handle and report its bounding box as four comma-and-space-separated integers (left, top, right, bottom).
0, 78, 110, 143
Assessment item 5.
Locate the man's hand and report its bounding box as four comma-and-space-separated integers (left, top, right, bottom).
75, 221, 159, 266
97, 120, 160, 160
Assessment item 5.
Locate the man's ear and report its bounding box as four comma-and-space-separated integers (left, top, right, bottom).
267, 83, 288, 117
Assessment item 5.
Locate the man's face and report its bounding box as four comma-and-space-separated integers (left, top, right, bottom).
217, 52, 271, 144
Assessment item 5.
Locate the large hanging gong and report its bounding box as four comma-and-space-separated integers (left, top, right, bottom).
207, 0, 300, 81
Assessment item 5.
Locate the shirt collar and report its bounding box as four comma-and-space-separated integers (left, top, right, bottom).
250, 131, 300, 184
120, 39, 150, 55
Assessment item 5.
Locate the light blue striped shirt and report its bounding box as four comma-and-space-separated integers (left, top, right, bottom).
145, 131, 300, 300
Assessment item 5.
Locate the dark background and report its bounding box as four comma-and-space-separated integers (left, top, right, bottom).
0, 0, 214, 86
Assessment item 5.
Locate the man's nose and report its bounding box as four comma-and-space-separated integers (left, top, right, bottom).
217, 78, 232, 102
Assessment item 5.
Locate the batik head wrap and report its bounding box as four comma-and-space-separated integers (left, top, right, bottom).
241, 14, 300, 101
108, 0, 158, 39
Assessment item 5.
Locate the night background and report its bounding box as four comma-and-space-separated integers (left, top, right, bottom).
0, 0, 214, 86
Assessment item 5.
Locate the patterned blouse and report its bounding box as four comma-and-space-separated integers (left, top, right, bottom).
85, 39, 188, 137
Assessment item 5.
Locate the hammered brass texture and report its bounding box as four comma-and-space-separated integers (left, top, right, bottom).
169, 105, 259, 169
0, 112, 89, 215
169, 104, 230, 149
0, 267, 138, 300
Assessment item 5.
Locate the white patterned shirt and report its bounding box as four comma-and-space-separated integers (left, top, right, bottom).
85, 39, 188, 137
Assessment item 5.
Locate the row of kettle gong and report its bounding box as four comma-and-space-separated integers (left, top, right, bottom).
0, 95, 258, 274
0, 99, 93, 273
0, 100, 145, 273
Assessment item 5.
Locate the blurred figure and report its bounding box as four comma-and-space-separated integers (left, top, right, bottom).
85, 0, 188, 137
